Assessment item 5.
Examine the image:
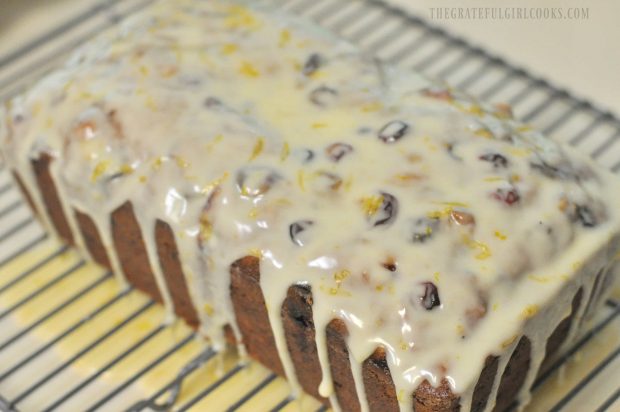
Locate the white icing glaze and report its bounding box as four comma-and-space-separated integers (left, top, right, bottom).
2, 1, 620, 410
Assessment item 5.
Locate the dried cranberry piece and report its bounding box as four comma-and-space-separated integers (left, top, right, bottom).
446, 143, 462, 161
309, 86, 338, 107
575, 205, 597, 227
236, 167, 281, 198
492, 187, 520, 205
382, 262, 397, 272
314, 171, 343, 192
325, 142, 354, 162
13, 113, 24, 124
303, 150, 315, 163
302, 53, 323, 76
204, 97, 223, 108
420, 282, 441, 310
479, 153, 508, 168
105, 172, 125, 183
381, 257, 397, 272
465, 302, 487, 331
293, 148, 314, 163
421, 88, 453, 101
370, 192, 399, 227
289, 220, 314, 246
378, 121, 409, 144
411, 217, 439, 243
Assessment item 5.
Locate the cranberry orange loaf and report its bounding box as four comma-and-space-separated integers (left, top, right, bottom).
1, 1, 619, 411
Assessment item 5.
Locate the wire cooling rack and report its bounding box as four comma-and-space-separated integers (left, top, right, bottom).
0, 0, 619, 411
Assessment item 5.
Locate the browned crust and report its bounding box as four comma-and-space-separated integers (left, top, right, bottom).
326, 319, 362, 412
155, 219, 200, 327
492, 336, 532, 412
539, 287, 583, 374
223, 324, 237, 345
12, 170, 38, 216
362, 347, 399, 412
74, 209, 111, 269
111, 201, 163, 303
471, 356, 499, 412
413, 379, 460, 412
230, 255, 285, 376
282, 284, 329, 403
31, 154, 74, 244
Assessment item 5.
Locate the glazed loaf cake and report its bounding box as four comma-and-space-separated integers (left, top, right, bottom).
2, 1, 619, 411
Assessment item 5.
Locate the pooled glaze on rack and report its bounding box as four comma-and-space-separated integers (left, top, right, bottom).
2, 1, 620, 411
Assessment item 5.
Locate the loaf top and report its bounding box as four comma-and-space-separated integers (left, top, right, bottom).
2, 0, 620, 407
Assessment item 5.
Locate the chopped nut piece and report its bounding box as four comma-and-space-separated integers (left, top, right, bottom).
73, 120, 97, 140
450, 210, 476, 226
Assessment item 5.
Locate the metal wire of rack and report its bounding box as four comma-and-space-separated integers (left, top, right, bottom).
0, 0, 619, 411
